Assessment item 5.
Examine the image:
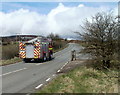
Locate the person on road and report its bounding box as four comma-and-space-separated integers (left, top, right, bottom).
49, 44, 53, 55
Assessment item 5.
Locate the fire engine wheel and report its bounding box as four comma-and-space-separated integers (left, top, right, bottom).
23, 59, 29, 63
43, 55, 47, 62
49, 54, 52, 60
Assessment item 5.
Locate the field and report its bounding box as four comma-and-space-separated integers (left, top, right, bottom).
36, 65, 118, 93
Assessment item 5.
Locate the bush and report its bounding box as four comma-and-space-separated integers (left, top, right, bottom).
2, 44, 19, 60
53, 40, 67, 51
77, 12, 118, 69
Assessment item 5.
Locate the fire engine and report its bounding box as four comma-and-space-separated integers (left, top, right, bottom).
19, 36, 53, 62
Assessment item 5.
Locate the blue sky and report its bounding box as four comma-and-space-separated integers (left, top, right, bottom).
1, 2, 118, 14
0, 2, 118, 37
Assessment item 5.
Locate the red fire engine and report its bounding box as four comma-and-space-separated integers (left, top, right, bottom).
19, 36, 53, 62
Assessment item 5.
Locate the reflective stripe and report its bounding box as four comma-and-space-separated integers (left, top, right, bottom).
19, 42, 26, 50
19, 42, 26, 58
49, 48, 53, 50
34, 42, 40, 58
19, 51, 26, 58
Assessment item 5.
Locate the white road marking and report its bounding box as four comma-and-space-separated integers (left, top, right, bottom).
52, 74, 55, 76
60, 66, 64, 70
35, 84, 43, 89
57, 70, 60, 72
36, 63, 43, 65
65, 62, 69, 65
61, 64, 65, 69
46, 78, 51, 82
0, 68, 27, 76
57, 62, 69, 73
60, 61, 69, 70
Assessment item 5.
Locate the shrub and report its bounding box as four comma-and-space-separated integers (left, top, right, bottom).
2, 44, 19, 60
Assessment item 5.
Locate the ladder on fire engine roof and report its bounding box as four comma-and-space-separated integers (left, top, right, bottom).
27, 36, 46, 43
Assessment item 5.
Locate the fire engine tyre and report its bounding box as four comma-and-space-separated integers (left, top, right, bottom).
43, 55, 47, 62
23, 59, 29, 63
49, 54, 52, 60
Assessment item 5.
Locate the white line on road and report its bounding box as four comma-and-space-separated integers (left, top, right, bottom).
36, 63, 43, 65
60, 66, 64, 70
0, 68, 27, 76
35, 84, 43, 89
46, 78, 51, 82
57, 70, 60, 72
57, 62, 69, 73
65, 61, 69, 65
60, 61, 69, 70
52, 74, 55, 77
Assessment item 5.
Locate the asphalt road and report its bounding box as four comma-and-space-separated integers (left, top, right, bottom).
1, 43, 82, 94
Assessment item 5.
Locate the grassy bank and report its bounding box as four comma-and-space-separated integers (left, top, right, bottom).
0, 43, 20, 66
36, 66, 118, 93
2, 43, 19, 60
0, 57, 22, 66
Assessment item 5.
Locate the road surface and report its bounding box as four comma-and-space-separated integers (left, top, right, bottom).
1, 43, 82, 94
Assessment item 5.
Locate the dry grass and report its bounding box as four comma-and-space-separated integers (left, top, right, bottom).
2, 43, 19, 60
37, 66, 119, 93
0, 43, 21, 66
57, 76, 75, 93
0, 57, 22, 66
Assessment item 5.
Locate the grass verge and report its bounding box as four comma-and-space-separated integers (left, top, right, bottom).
2, 43, 19, 60
36, 66, 118, 93
0, 57, 22, 66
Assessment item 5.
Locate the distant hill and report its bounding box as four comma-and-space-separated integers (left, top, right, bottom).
1, 35, 39, 45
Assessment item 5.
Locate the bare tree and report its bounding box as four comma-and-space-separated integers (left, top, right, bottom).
77, 12, 118, 69
47, 33, 61, 40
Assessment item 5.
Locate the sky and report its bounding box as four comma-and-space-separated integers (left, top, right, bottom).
0, 2, 118, 39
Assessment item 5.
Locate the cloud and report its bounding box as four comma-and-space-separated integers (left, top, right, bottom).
0, 3, 116, 39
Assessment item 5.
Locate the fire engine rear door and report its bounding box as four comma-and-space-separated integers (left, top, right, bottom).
26, 44, 34, 58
